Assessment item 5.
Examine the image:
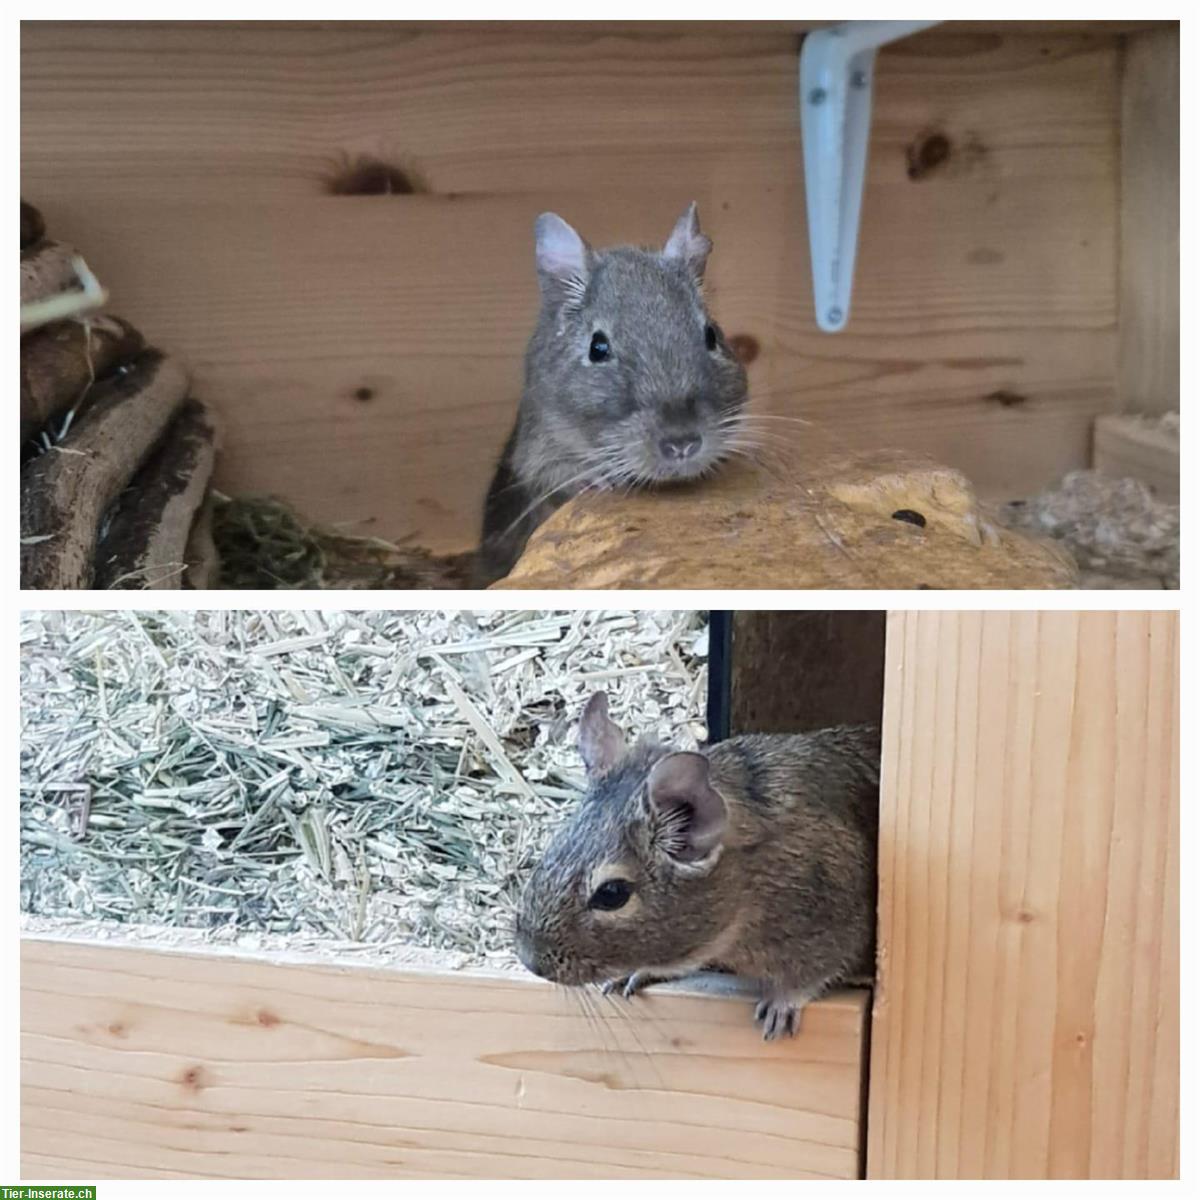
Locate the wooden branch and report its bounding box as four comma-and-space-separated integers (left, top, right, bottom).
94, 399, 218, 590
20, 316, 145, 445
20, 351, 191, 589
498, 450, 1078, 590
21, 199, 46, 248
184, 494, 221, 590
20, 239, 81, 305
21, 254, 108, 333
21, 934, 869, 1180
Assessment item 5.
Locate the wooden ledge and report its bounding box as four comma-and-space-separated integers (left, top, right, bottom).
21, 933, 869, 1179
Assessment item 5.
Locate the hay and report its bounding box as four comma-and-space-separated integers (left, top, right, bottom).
20, 610, 709, 968
212, 494, 473, 590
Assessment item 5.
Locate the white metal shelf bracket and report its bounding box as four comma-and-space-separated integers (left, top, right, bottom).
800, 20, 941, 332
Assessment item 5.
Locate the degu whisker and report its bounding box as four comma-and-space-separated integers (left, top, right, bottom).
595, 987, 670, 1093
492, 452, 615, 544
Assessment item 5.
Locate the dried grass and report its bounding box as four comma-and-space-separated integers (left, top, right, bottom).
211, 495, 473, 590
20, 610, 708, 968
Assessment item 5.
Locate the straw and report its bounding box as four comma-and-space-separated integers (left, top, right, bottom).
20, 609, 708, 966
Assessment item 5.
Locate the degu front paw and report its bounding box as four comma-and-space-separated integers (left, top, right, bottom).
600, 972, 656, 999
754, 992, 813, 1040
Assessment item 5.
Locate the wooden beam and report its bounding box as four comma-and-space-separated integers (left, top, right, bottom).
731, 612, 885, 734
1118, 27, 1179, 414
868, 611, 1179, 1179
21, 936, 869, 1179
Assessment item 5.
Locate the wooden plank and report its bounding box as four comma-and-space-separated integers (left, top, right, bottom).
21, 24, 1121, 550
868, 611, 1179, 1179
1118, 27, 1179, 414
21, 937, 869, 1180
1093, 412, 1178, 502
731, 612, 885, 734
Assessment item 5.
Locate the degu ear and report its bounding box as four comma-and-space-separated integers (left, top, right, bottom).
577, 692, 625, 778
534, 212, 591, 307
645, 752, 727, 864
661, 201, 712, 281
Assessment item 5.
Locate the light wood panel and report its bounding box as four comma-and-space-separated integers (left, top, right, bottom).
21, 24, 1121, 549
869, 611, 1179, 1179
21, 937, 869, 1179
1118, 26, 1179, 414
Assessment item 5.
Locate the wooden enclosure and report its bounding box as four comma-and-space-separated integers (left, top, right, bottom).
870, 610, 1179, 1179
21, 938, 868, 1180
19, 21, 1179, 553
20, 608, 1179, 1180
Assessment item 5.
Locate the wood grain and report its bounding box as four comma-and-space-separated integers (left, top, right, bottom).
20, 24, 1122, 551
21, 937, 869, 1179
1118, 27, 1179, 414
869, 611, 1179, 1179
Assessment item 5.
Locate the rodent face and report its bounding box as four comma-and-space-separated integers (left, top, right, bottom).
515, 696, 731, 987
521, 205, 750, 493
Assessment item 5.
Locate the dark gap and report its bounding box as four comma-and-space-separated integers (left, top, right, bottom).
324, 155, 425, 196
705, 611, 733, 744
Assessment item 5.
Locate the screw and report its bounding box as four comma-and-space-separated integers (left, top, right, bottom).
827, 306, 844, 324
851, 70, 869, 88
808, 87, 827, 106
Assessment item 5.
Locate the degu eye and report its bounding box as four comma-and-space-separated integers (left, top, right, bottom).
704, 323, 719, 352
589, 331, 611, 363
588, 879, 633, 911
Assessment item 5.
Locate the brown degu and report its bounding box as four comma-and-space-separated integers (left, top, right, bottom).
515, 693, 879, 1039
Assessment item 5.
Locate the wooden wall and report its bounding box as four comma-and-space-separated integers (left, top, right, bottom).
21, 938, 869, 1179
1118, 26, 1180, 414
21, 22, 1123, 551
869, 611, 1179, 1179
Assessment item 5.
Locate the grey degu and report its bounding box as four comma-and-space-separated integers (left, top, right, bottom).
515, 693, 880, 1039
477, 203, 749, 585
